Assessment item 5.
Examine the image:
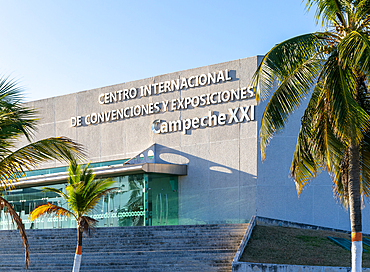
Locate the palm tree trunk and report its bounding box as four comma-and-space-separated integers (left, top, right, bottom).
72, 228, 83, 272
348, 143, 362, 272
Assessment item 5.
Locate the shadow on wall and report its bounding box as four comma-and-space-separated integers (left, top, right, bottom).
152, 143, 257, 225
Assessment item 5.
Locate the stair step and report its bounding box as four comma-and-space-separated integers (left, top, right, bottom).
0, 223, 248, 271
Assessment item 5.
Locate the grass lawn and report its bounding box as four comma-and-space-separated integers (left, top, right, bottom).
240, 225, 370, 267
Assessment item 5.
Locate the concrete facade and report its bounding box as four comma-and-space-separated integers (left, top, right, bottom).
21, 56, 369, 231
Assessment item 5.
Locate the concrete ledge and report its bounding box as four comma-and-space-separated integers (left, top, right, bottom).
232, 262, 370, 272
255, 217, 353, 235
233, 216, 256, 264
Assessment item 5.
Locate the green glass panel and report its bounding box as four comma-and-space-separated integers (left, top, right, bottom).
147, 174, 178, 226
0, 170, 179, 229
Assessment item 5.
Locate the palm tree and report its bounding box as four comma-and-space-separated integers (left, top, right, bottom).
29, 158, 117, 272
0, 76, 83, 270
249, 1, 370, 270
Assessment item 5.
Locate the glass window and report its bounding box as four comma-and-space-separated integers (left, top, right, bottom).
0, 173, 178, 230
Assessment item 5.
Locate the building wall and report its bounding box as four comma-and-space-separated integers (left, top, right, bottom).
23, 55, 369, 231
24, 56, 259, 225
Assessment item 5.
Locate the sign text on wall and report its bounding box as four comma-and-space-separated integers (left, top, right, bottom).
70, 69, 255, 133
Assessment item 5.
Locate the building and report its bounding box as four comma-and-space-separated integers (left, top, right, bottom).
1, 56, 367, 232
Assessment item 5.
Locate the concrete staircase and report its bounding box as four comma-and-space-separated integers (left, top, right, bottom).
0, 224, 248, 272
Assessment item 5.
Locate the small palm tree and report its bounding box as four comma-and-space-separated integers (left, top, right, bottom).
29, 159, 117, 272
0, 76, 83, 270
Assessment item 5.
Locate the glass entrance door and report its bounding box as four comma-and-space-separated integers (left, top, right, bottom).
147, 174, 178, 226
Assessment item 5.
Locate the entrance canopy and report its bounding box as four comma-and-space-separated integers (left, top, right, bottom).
13, 144, 187, 189
14, 162, 186, 189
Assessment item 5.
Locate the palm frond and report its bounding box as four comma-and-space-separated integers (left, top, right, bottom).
355, 0, 370, 26
289, 82, 344, 193
290, 87, 322, 192
321, 52, 370, 144
331, 150, 349, 206
305, 0, 349, 27
338, 30, 370, 74
0, 137, 84, 189
42, 187, 69, 200
250, 33, 325, 159
0, 105, 37, 144
0, 76, 23, 102
66, 182, 85, 215
62, 161, 117, 216
250, 33, 325, 103
29, 203, 75, 221
67, 158, 81, 186
0, 76, 39, 143
291, 50, 370, 198
79, 179, 117, 215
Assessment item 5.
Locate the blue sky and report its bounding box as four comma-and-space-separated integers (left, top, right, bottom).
0, 1, 319, 101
